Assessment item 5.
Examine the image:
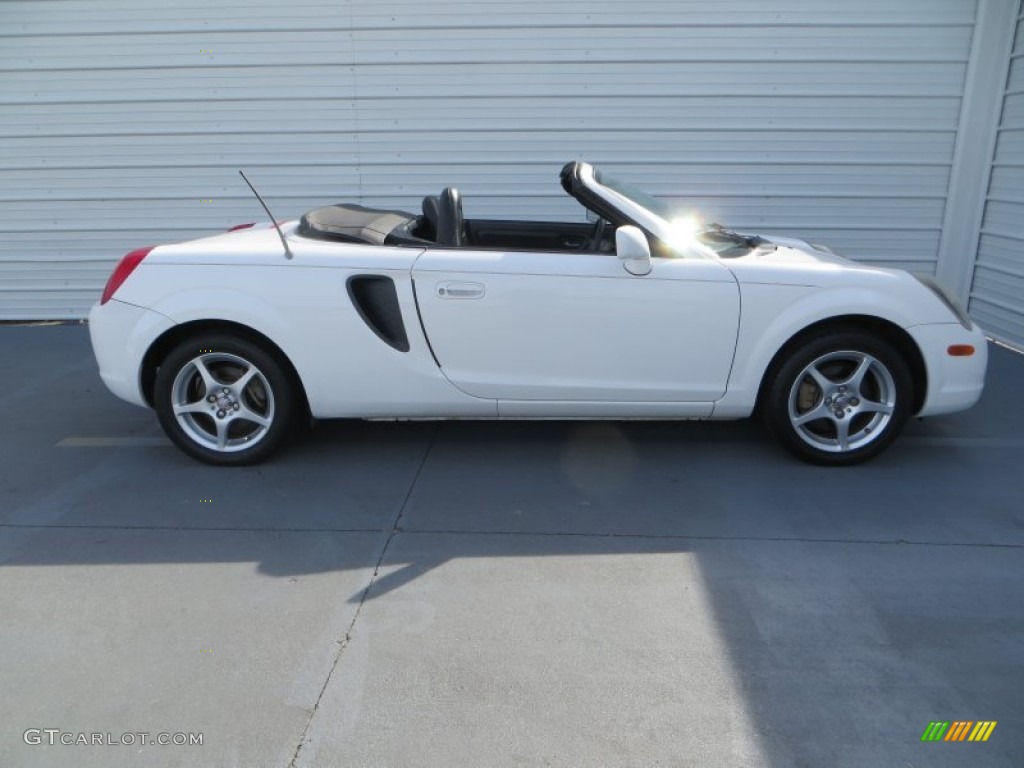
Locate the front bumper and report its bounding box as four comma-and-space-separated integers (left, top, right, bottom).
89, 300, 175, 408
907, 322, 988, 417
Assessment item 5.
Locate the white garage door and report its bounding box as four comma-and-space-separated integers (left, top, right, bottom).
0, 0, 980, 318
971, 9, 1024, 348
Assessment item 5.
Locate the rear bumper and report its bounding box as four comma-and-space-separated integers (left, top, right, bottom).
907, 322, 988, 417
89, 300, 175, 408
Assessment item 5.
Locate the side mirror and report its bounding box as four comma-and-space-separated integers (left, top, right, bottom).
615, 225, 652, 276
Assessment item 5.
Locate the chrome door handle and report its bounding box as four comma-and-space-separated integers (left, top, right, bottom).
436, 281, 485, 299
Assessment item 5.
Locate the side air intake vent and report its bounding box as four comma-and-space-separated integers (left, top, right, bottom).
346, 275, 410, 352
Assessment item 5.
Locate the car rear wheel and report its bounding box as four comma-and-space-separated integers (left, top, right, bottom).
154, 334, 296, 465
764, 331, 913, 465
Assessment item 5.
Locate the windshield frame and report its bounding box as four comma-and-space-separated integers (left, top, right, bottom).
567, 162, 718, 259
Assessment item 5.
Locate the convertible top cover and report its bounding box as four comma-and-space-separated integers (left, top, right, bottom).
298, 203, 418, 245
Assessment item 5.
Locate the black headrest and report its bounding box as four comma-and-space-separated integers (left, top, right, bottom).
437, 187, 464, 246
421, 195, 441, 240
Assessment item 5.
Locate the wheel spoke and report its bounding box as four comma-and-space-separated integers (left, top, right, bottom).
806, 364, 832, 393
836, 418, 851, 451
215, 419, 229, 450
193, 357, 220, 397
235, 405, 271, 429
233, 366, 258, 392
844, 355, 873, 393
794, 402, 832, 426
858, 400, 894, 415
173, 400, 209, 416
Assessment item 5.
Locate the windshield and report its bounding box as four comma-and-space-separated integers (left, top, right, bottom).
593, 169, 675, 220
592, 167, 763, 258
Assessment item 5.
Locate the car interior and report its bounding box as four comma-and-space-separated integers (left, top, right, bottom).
297, 187, 615, 254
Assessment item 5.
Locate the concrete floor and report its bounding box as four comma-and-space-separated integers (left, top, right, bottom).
1, 324, 1022, 768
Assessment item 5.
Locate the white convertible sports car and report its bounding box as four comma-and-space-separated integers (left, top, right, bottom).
89, 161, 987, 466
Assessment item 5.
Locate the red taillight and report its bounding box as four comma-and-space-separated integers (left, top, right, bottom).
100, 246, 155, 305
227, 222, 255, 232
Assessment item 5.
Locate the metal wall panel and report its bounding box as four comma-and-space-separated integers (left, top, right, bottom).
0, 0, 979, 317
971, 10, 1024, 347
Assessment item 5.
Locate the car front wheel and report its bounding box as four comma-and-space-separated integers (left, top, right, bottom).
764, 331, 913, 465
154, 334, 296, 465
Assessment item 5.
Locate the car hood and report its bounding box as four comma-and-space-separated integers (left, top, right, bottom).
741, 235, 853, 267
720, 232, 915, 291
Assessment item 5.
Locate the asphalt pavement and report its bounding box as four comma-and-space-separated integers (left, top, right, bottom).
1, 324, 1022, 768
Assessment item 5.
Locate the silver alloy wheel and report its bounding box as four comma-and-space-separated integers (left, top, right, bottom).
787, 350, 897, 453
170, 352, 275, 453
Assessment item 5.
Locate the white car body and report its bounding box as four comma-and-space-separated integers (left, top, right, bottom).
89, 162, 987, 465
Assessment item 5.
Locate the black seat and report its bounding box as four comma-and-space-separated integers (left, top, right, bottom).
420, 195, 440, 241
436, 186, 465, 246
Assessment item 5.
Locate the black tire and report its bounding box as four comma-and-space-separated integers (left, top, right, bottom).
154, 334, 297, 466
763, 330, 913, 466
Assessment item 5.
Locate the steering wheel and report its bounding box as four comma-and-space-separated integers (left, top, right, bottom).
587, 216, 607, 252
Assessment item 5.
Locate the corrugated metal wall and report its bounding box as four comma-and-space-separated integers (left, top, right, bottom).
971, 7, 1024, 347
0, 0, 980, 318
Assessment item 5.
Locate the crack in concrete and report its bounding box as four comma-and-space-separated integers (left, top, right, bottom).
0, 523, 385, 533
2, 523, 1019, 550
286, 423, 439, 768
392, 528, 1024, 550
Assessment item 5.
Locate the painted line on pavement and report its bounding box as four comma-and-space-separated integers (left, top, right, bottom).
56, 436, 170, 447
902, 436, 1024, 448
54, 435, 1024, 449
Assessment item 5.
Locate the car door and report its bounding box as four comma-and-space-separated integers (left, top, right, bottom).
411, 245, 740, 405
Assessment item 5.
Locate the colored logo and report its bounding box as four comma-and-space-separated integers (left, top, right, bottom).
921, 721, 996, 742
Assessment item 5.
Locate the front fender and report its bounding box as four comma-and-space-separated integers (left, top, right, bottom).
714, 282, 934, 417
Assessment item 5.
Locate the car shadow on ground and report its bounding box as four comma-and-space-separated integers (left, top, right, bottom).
1, 328, 1022, 585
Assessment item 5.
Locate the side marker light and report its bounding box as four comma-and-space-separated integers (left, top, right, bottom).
947, 345, 975, 357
